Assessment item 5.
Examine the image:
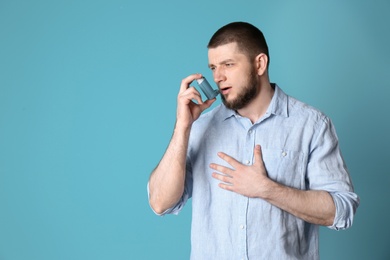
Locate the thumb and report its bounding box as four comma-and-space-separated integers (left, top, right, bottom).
200, 98, 216, 111
253, 145, 263, 166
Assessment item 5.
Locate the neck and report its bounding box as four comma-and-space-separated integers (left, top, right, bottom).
236, 81, 275, 124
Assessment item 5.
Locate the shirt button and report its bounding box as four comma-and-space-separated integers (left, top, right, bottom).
240, 224, 245, 229
282, 151, 287, 157
248, 130, 252, 134
245, 160, 250, 165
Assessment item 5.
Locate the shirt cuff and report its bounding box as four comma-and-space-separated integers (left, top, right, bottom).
327, 191, 360, 230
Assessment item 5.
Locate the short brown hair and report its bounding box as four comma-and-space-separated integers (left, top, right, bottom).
207, 22, 270, 68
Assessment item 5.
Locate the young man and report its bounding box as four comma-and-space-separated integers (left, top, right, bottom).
148, 22, 359, 259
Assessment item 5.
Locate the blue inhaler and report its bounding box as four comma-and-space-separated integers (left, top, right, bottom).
196, 77, 219, 100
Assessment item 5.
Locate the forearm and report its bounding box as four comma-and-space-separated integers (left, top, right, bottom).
149, 73, 216, 215
261, 181, 336, 226
148, 124, 191, 214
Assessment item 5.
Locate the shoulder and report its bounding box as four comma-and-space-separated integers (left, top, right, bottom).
273, 84, 330, 127
286, 94, 330, 127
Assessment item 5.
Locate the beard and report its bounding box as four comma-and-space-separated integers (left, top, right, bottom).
221, 69, 259, 111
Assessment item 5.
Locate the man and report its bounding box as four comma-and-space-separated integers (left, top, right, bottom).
148, 22, 359, 259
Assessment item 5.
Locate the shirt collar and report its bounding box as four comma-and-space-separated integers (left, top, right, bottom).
219, 83, 289, 121
268, 83, 289, 118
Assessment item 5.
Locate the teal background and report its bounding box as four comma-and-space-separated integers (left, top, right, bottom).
1, 0, 389, 259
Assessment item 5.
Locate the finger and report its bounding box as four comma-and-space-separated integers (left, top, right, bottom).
211, 172, 233, 184
218, 182, 234, 192
198, 98, 216, 111
180, 73, 203, 93
217, 152, 241, 168
179, 86, 203, 105
209, 163, 234, 176
253, 144, 263, 166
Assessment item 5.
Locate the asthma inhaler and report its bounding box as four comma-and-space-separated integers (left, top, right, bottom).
196, 77, 219, 100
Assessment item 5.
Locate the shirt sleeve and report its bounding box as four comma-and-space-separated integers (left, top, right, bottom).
307, 116, 360, 230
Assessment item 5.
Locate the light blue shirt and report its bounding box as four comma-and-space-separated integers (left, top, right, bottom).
150, 84, 359, 259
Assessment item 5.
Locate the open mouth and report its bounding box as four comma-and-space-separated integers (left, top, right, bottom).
220, 86, 232, 95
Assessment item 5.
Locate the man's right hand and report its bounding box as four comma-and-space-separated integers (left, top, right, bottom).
176, 73, 216, 129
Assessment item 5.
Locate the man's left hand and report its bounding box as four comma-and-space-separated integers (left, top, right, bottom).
210, 145, 273, 198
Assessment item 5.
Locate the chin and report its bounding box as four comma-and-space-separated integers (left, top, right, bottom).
222, 98, 239, 110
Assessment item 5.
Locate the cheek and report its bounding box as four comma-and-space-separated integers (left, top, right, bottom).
230, 65, 253, 84
227, 70, 242, 85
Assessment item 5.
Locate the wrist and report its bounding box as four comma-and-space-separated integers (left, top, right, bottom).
258, 178, 281, 200
174, 121, 192, 135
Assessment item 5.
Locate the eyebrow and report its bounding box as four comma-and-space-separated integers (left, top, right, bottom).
208, 59, 235, 68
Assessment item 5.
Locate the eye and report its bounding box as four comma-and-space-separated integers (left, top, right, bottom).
225, 63, 234, 67
209, 66, 216, 71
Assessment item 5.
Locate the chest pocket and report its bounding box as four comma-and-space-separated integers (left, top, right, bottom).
261, 148, 305, 189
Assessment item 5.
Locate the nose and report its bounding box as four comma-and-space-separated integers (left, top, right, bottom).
213, 67, 226, 84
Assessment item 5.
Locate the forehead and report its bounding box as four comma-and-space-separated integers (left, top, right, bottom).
208, 42, 246, 64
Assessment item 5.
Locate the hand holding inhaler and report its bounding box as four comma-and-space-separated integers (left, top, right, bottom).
196, 77, 220, 100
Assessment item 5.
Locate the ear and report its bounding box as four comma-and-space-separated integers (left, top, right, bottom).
255, 53, 268, 76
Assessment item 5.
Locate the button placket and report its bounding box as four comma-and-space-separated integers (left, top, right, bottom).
245, 128, 255, 165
